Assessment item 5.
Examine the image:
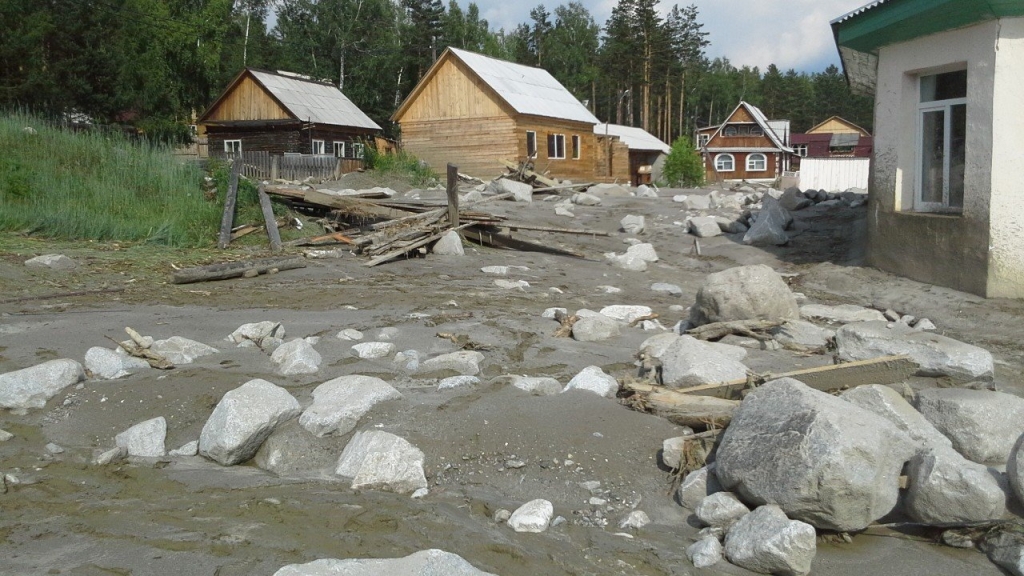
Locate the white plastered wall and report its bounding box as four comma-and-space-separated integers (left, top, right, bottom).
988, 18, 1024, 298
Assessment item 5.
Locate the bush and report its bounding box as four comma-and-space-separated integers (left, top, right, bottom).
661, 137, 705, 188
362, 144, 437, 187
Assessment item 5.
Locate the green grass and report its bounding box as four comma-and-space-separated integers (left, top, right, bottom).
363, 146, 438, 187
0, 112, 223, 247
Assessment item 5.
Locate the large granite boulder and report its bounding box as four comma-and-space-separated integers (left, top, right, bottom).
724, 505, 816, 576
299, 375, 402, 437
198, 379, 301, 465
0, 359, 85, 411
715, 378, 917, 531
659, 336, 748, 388
335, 430, 427, 494
836, 321, 993, 381
688, 265, 799, 327
272, 550, 496, 576
913, 388, 1024, 463
115, 417, 167, 457
904, 447, 1006, 524
841, 385, 952, 451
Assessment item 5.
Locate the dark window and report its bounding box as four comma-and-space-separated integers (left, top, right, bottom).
572, 135, 581, 159
547, 134, 565, 159
526, 131, 537, 158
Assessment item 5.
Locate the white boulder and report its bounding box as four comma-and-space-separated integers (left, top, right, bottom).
563, 366, 618, 398
115, 417, 167, 457
724, 505, 817, 576
272, 550, 496, 576
0, 359, 84, 411
85, 346, 150, 379
913, 388, 1024, 463
335, 430, 427, 494
508, 499, 554, 533
198, 379, 301, 466
351, 342, 396, 359
299, 375, 402, 437
836, 321, 993, 381
270, 338, 322, 375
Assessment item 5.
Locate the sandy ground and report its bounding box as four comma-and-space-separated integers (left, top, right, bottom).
2, 184, 1023, 575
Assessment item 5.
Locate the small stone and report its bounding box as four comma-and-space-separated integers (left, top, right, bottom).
438, 375, 481, 390
169, 441, 199, 457
620, 215, 645, 235
651, 283, 682, 297
115, 417, 167, 457
420, 351, 485, 376
599, 305, 652, 324
376, 327, 400, 340
0, 429, 12, 442
695, 492, 750, 528
93, 446, 127, 466
509, 376, 561, 396
351, 342, 396, 359
689, 216, 722, 238
85, 346, 150, 380
724, 505, 817, 576
678, 465, 724, 509
687, 536, 724, 569
542, 307, 567, 319
915, 318, 937, 331
884, 309, 901, 322
661, 433, 695, 469
508, 499, 554, 533
25, 254, 77, 270
270, 338, 322, 375
494, 279, 529, 290
571, 314, 621, 342
432, 230, 465, 256
618, 510, 650, 530
45, 442, 64, 454
562, 366, 618, 398
411, 488, 429, 499
150, 337, 219, 364
227, 321, 284, 345
493, 509, 511, 523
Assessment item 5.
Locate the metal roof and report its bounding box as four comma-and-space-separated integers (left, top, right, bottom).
448, 48, 599, 125
250, 70, 381, 131
594, 124, 670, 153
831, 0, 889, 25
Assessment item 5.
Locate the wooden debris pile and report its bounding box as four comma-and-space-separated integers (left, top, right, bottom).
499, 159, 592, 194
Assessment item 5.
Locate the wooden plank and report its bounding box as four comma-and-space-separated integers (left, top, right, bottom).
446, 163, 460, 226
365, 222, 475, 267
678, 355, 919, 400
622, 381, 739, 429
257, 183, 282, 253
171, 257, 305, 284
217, 158, 242, 249
499, 159, 559, 187
503, 223, 609, 236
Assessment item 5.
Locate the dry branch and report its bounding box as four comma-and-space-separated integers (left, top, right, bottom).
686, 319, 785, 341
171, 257, 306, 284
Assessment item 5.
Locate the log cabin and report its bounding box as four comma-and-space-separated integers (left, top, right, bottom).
392, 47, 630, 183
700, 101, 794, 183
198, 68, 381, 159
594, 124, 670, 185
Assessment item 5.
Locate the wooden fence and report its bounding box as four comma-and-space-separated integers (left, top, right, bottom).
798, 158, 870, 192
213, 151, 364, 181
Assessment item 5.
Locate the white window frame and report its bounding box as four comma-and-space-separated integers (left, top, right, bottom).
699, 134, 710, 147
547, 133, 566, 160
572, 135, 581, 160
746, 153, 767, 172
723, 126, 738, 137
714, 153, 735, 172
333, 141, 346, 158
224, 139, 241, 154
526, 131, 537, 158
351, 142, 365, 159
312, 139, 325, 155
915, 70, 967, 212
793, 144, 808, 157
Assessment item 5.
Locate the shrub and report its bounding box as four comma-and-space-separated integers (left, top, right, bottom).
362, 144, 437, 187
661, 137, 705, 188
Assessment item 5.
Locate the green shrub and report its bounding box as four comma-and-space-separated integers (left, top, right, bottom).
661, 137, 705, 188
363, 144, 437, 187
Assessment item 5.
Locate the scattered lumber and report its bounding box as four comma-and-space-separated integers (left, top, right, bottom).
621, 380, 739, 430
499, 159, 560, 188
171, 256, 306, 284
687, 319, 785, 341
502, 223, 609, 236
106, 327, 173, 369
553, 310, 580, 337
284, 232, 355, 247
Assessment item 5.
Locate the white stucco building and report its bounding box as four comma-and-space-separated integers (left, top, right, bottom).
833, 0, 1024, 298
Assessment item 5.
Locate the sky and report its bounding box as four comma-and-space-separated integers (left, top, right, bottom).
470, 0, 871, 73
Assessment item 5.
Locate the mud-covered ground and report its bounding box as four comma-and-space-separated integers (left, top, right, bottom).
2, 184, 1023, 575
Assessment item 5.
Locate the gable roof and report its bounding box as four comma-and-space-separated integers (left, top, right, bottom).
706, 101, 794, 153
594, 124, 670, 154
393, 48, 598, 125
200, 69, 381, 131
806, 115, 871, 137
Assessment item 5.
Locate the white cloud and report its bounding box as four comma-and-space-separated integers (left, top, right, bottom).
462, 0, 869, 72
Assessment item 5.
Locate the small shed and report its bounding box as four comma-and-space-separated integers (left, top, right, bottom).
392, 47, 626, 182
199, 68, 381, 159
700, 101, 794, 183
594, 124, 670, 185
833, 0, 1024, 298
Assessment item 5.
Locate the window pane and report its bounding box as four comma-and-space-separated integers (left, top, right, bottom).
949, 104, 966, 208
527, 132, 536, 157
921, 70, 967, 102
547, 134, 555, 157
921, 109, 945, 204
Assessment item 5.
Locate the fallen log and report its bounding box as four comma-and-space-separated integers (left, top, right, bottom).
503, 223, 610, 236
217, 158, 242, 249
105, 329, 173, 370
678, 355, 919, 400
463, 227, 586, 258
283, 232, 355, 248
621, 380, 739, 430
687, 319, 785, 341
171, 257, 306, 284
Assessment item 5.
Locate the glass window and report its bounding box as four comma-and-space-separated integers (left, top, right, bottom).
723, 126, 738, 137
572, 135, 581, 160
917, 69, 967, 210
747, 153, 767, 171
351, 143, 365, 159
714, 153, 734, 172
312, 139, 325, 155
920, 70, 967, 103
526, 131, 537, 158
547, 134, 565, 159
224, 139, 241, 154
333, 141, 346, 157
793, 144, 807, 157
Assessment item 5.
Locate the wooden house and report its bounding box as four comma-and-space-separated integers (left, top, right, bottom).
392, 48, 628, 182
700, 101, 794, 183
791, 116, 872, 170
594, 124, 670, 185
198, 68, 381, 159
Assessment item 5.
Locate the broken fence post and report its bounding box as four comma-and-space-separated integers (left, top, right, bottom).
446, 163, 460, 227
217, 157, 242, 249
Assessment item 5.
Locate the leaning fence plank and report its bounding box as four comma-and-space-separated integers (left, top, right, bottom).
446, 163, 460, 226
217, 158, 241, 249
257, 183, 282, 253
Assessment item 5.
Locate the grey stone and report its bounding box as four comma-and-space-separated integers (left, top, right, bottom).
724, 505, 817, 576
0, 359, 85, 411
661, 433, 696, 469
780, 187, 812, 211
493, 509, 512, 523
25, 254, 77, 270
336, 430, 427, 494
85, 346, 150, 379
800, 304, 886, 323
841, 385, 952, 450
636, 184, 658, 198
673, 194, 688, 203
770, 320, 834, 349
299, 375, 402, 437
93, 446, 127, 466
678, 465, 724, 509
715, 378, 917, 531
542, 307, 567, 319
488, 178, 533, 203
716, 216, 748, 234
659, 335, 748, 388
420, 351, 485, 375
599, 305, 652, 323
563, 366, 618, 398
227, 321, 284, 345
572, 315, 622, 342
586, 183, 631, 197
695, 492, 750, 528
169, 441, 198, 457
914, 388, 1024, 463
255, 420, 337, 475
376, 327, 401, 340
836, 321, 993, 381
904, 447, 1006, 524
508, 499, 554, 533
682, 195, 711, 210
743, 197, 791, 246
199, 379, 301, 466
571, 192, 602, 206
554, 205, 575, 217
115, 417, 167, 457
45, 442, 64, 454
150, 336, 219, 364
270, 338, 321, 375
438, 375, 480, 390
627, 243, 658, 262
620, 214, 646, 234
689, 216, 722, 237
272, 550, 495, 576
336, 329, 364, 341
509, 375, 562, 396
0, 429, 12, 442
986, 533, 1024, 576
1008, 433, 1024, 507
651, 283, 682, 297
351, 342, 396, 359
915, 318, 937, 331
618, 510, 651, 530
687, 536, 724, 569
460, 190, 484, 203
689, 265, 799, 326
494, 279, 529, 290
432, 230, 465, 256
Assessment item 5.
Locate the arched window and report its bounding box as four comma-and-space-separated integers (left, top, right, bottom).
714, 153, 735, 172
747, 153, 767, 171
723, 126, 738, 136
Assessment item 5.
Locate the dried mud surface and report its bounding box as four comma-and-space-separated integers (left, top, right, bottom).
2, 189, 1022, 575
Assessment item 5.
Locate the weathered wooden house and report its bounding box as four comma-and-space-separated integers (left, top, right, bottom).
198, 68, 381, 158
594, 124, 670, 185
791, 116, 872, 170
392, 48, 628, 182
699, 101, 794, 183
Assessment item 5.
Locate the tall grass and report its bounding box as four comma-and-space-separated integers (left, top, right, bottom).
363, 146, 438, 187
0, 112, 221, 247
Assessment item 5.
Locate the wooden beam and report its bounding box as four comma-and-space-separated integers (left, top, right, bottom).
217, 158, 241, 249
446, 163, 459, 227
622, 381, 739, 429
499, 159, 560, 188
503, 223, 609, 236
171, 257, 306, 284
462, 227, 586, 258
257, 184, 282, 253
364, 222, 475, 267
